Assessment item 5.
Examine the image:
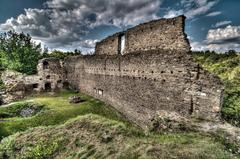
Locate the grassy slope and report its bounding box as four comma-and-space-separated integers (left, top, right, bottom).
193, 53, 240, 126
0, 91, 239, 158
0, 91, 124, 139
0, 114, 238, 159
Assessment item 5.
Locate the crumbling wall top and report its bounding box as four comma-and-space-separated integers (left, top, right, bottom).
95, 15, 190, 55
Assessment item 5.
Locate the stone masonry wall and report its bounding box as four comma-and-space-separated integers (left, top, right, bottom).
0, 16, 223, 130
24, 58, 65, 92
95, 32, 123, 55
1, 58, 65, 104
95, 15, 190, 56
64, 50, 223, 129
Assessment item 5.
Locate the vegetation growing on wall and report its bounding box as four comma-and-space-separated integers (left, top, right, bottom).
193, 50, 240, 126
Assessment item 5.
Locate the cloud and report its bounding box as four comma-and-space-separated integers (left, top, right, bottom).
206, 11, 221, 17
81, 39, 99, 48
164, 10, 184, 18
191, 25, 240, 52
207, 25, 240, 44
0, 0, 162, 51
184, 0, 218, 19
164, 0, 219, 19
191, 41, 240, 52
214, 21, 232, 28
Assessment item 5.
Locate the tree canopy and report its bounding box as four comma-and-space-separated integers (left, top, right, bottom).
41, 49, 82, 60
0, 30, 41, 75
0, 31, 82, 75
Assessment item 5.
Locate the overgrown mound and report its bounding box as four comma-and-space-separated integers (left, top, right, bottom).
0, 114, 237, 159
0, 102, 44, 118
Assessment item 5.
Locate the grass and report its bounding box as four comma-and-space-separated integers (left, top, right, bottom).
0, 102, 44, 118
0, 114, 238, 159
193, 52, 240, 126
0, 90, 239, 158
0, 91, 124, 139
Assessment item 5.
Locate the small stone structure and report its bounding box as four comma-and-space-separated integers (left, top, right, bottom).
1, 58, 65, 103
69, 96, 83, 103
1, 15, 224, 129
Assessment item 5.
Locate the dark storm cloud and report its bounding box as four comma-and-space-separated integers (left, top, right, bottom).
0, 0, 162, 50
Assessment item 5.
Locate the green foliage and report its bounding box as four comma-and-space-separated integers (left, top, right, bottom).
41, 49, 82, 60
0, 30, 42, 75
193, 51, 240, 126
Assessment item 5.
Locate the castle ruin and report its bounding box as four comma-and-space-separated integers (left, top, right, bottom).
1, 15, 224, 129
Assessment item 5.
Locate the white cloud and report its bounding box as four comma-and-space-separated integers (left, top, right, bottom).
191, 25, 240, 52
214, 21, 232, 28
191, 41, 240, 52
165, 0, 219, 20
207, 25, 240, 44
184, 0, 218, 19
81, 39, 99, 48
164, 10, 183, 18
206, 11, 221, 17
191, 41, 208, 51
0, 0, 162, 51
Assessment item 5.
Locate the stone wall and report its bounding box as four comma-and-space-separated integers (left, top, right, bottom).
1, 58, 65, 104
64, 50, 223, 128
23, 58, 65, 92
95, 32, 123, 55
0, 16, 224, 130
95, 15, 190, 56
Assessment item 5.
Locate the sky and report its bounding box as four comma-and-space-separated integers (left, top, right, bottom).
0, 0, 239, 53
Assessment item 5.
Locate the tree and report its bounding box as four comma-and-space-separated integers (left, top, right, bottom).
40, 49, 82, 60
0, 30, 41, 75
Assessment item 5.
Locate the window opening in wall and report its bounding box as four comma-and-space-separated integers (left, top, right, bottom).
33, 83, 38, 89
43, 61, 49, 70
119, 34, 125, 55
98, 89, 103, 96
45, 83, 51, 92
63, 82, 69, 89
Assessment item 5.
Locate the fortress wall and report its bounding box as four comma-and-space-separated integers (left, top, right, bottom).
95, 16, 190, 56
95, 32, 123, 55
125, 15, 190, 53
65, 50, 223, 128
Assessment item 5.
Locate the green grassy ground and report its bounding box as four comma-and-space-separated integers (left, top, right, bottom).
0, 114, 238, 159
0, 91, 239, 158
0, 91, 124, 139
